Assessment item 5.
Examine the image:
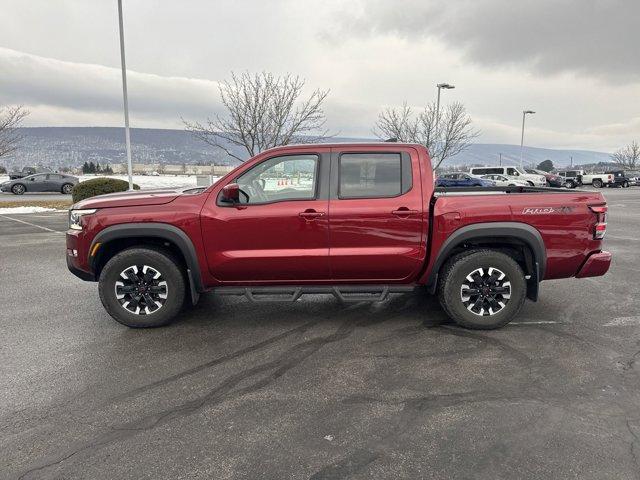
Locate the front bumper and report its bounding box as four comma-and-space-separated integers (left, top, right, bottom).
66, 230, 96, 282
575, 251, 612, 278
67, 254, 96, 281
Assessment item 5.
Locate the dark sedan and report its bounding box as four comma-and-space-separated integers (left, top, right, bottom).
436, 172, 495, 187
0, 173, 79, 195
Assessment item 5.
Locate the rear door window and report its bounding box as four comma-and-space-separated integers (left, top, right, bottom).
338, 153, 410, 198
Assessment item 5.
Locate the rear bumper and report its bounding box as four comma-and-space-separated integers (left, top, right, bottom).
575, 251, 612, 278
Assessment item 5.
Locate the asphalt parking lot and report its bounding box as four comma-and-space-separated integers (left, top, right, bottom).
1, 188, 640, 479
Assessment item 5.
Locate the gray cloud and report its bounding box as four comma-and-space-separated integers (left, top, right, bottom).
332, 0, 640, 82
0, 48, 223, 126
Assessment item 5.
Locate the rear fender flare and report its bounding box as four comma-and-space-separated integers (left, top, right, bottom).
426, 222, 546, 299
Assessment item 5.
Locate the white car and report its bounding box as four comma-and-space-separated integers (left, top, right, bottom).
469, 166, 546, 187
480, 174, 529, 187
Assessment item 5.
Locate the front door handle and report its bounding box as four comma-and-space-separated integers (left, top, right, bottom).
299, 209, 325, 220
392, 207, 419, 217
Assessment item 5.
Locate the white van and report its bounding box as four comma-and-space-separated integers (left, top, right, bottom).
469, 166, 546, 187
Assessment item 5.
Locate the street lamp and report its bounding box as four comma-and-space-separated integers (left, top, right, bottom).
436, 83, 455, 122
117, 0, 134, 190
520, 110, 535, 168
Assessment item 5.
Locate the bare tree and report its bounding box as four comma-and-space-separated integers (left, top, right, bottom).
0, 105, 29, 158
611, 141, 639, 169
375, 101, 479, 169
184, 72, 331, 162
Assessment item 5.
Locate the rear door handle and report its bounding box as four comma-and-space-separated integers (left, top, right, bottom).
299, 209, 325, 220
392, 208, 419, 217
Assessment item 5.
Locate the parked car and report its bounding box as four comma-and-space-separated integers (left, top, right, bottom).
66, 142, 611, 330
556, 170, 584, 188
625, 171, 640, 186
480, 174, 529, 187
524, 168, 563, 187
468, 166, 546, 187
436, 172, 494, 187
0, 173, 79, 195
609, 170, 630, 188
8, 166, 37, 180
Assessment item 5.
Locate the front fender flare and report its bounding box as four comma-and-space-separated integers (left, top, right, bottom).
90, 223, 204, 294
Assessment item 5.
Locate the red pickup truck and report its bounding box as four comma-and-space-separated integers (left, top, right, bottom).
66, 143, 611, 330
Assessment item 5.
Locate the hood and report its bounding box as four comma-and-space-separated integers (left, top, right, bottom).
72, 188, 193, 209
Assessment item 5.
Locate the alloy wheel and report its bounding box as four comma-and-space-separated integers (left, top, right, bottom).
114, 265, 168, 315
460, 267, 511, 316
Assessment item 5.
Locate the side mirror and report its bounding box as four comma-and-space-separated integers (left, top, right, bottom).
220, 183, 240, 204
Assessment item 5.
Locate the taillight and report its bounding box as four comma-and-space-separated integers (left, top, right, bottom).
589, 205, 607, 239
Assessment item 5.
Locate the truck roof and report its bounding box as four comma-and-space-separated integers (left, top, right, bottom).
261, 142, 428, 152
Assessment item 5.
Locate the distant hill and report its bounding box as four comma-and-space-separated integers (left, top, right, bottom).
1, 127, 612, 170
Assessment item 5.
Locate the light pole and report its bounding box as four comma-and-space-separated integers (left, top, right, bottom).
117, 0, 133, 190
520, 110, 535, 168
436, 83, 455, 124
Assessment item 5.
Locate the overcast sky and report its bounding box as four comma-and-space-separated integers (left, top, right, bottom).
1, 0, 639, 152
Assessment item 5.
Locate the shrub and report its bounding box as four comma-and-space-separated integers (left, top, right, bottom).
72, 177, 140, 202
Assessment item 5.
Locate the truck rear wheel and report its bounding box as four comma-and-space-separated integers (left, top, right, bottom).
98, 247, 185, 328
437, 249, 526, 329
593, 179, 603, 188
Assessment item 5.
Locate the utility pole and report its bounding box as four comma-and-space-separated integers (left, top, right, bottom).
435, 83, 455, 127
520, 110, 535, 168
117, 0, 134, 190
499, 152, 502, 166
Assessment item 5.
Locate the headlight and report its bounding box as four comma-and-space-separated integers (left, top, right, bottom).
69, 209, 97, 230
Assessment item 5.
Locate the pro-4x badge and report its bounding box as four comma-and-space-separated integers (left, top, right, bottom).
522, 206, 573, 215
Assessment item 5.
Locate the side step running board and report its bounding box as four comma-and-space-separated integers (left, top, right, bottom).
212, 285, 416, 303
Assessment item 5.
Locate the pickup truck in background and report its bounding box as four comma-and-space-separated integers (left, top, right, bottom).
581, 172, 616, 188
469, 166, 546, 187
66, 143, 611, 330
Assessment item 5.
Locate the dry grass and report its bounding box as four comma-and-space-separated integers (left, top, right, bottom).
0, 200, 72, 210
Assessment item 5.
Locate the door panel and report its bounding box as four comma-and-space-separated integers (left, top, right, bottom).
328, 148, 426, 282
200, 150, 330, 283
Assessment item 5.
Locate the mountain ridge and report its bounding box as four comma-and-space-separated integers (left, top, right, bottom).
2, 127, 613, 170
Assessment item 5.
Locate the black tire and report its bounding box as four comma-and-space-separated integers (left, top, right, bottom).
98, 247, 186, 328
564, 180, 575, 189
11, 183, 25, 195
623, 181, 630, 188
437, 249, 526, 330
593, 179, 603, 188
61, 183, 74, 194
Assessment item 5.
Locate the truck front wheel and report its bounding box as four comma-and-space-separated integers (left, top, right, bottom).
437, 249, 526, 329
98, 247, 186, 328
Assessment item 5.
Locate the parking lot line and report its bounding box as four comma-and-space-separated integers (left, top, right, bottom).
510, 320, 560, 325
0, 215, 64, 233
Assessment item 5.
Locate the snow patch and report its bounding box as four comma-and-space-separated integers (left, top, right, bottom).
0, 206, 60, 214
